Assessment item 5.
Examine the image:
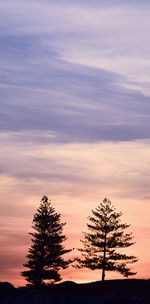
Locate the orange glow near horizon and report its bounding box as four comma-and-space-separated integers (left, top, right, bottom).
1, 139, 150, 287
1, 0, 150, 290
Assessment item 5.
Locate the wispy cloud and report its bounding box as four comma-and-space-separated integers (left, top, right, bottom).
0, 1, 150, 143
1, 0, 150, 286
1, 1, 150, 94
1, 134, 150, 284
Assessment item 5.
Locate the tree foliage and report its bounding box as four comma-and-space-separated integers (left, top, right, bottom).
76, 198, 137, 281
22, 196, 71, 287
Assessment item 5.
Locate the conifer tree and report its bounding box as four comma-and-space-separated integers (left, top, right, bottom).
76, 198, 137, 281
22, 196, 71, 287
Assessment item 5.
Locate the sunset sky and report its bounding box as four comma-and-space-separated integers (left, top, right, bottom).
1, 0, 150, 287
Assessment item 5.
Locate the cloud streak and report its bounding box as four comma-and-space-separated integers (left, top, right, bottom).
1, 1, 150, 143
1, 0, 150, 94
1, 0, 150, 286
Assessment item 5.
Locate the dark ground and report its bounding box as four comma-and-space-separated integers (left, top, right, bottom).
0, 279, 150, 304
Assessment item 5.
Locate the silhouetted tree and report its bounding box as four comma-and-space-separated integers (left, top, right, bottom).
22, 196, 72, 287
76, 198, 137, 282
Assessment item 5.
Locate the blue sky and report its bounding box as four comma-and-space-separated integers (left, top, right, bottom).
1, 0, 150, 286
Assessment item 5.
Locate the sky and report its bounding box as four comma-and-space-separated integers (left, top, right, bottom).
1, 0, 150, 287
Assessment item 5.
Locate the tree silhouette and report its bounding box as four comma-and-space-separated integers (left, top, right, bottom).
76, 198, 137, 282
22, 196, 72, 287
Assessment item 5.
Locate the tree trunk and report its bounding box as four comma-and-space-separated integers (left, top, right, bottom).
102, 232, 107, 282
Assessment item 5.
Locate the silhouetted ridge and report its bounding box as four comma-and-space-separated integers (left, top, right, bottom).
0, 282, 15, 303
53, 279, 150, 298
57, 281, 77, 287
1, 280, 150, 303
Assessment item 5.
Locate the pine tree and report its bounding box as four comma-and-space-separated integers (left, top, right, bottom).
76, 198, 137, 282
22, 196, 72, 287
